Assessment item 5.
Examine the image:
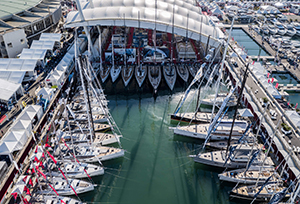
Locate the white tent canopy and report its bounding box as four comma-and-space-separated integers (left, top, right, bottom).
0, 79, 23, 102
0, 71, 26, 84
211, 7, 224, 16
11, 119, 32, 133
19, 48, 47, 60
238, 108, 254, 117
65, 0, 224, 46
30, 40, 55, 51
0, 59, 37, 72
36, 87, 54, 101
3, 131, 28, 146
39, 33, 62, 43
286, 111, 300, 128
0, 141, 23, 155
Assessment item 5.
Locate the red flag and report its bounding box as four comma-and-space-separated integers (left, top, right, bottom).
288, 101, 290, 106
32, 168, 35, 174
267, 73, 270, 78
22, 175, 28, 183
232, 37, 234, 41
296, 103, 298, 109
36, 167, 47, 179
39, 161, 45, 169
34, 157, 39, 163
271, 78, 274, 83
42, 152, 45, 158
47, 151, 57, 164
268, 79, 270, 83
275, 83, 279, 89
29, 178, 33, 186
45, 143, 51, 148
24, 186, 31, 196
61, 200, 66, 204
34, 146, 38, 153
11, 192, 18, 200
252, 61, 255, 65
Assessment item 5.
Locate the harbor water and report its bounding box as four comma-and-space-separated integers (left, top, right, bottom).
80, 89, 238, 204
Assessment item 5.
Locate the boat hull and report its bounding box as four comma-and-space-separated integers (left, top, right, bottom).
121, 65, 134, 87
135, 65, 147, 87
148, 65, 161, 91
110, 66, 122, 83
163, 64, 176, 91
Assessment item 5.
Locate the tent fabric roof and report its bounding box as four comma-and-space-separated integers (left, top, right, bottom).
39, 33, 62, 42
286, 111, 300, 128
0, 71, 25, 84
19, 48, 47, 60
65, 0, 224, 45
238, 108, 254, 117
0, 79, 22, 101
3, 131, 28, 146
0, 59, 37, 72
30, 40, 55, 50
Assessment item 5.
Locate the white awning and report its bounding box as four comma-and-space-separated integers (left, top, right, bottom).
19, 48, 47, 60
0, 59, 37, 72
0, 79, 22, 102
3, 131, 28, 146
30, 40, 55, 51
0, 71, 26, 84
65, 0, 224, 46
39, 33, 62, 43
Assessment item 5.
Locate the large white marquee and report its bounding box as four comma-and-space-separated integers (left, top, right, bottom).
65, 0, 225, 46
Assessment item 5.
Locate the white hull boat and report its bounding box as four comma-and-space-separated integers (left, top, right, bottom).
163, 63, 176, 91
39, 177, 94, 196
121, 65, 134, 87
62, 132, 121, 146
170, 112, 214, 124
100, 64, 111, 83
148, 65, 161, 92
135, 64, 147, 87
110, 65, 122, 83
176, 63, 189, 82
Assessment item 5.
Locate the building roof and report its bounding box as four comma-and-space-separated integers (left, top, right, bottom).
19, 48, 47, 60
0, 0, 41, 19
30, 40, 55, 50
65, 0, 224, 46
39, 33, 62, 42
0, 59, 37, 72
0, 78, 22, 101
0, 71, 26, 84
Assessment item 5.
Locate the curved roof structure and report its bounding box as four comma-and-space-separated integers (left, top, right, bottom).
65, 0, 224, 46
0, 0, 41, 19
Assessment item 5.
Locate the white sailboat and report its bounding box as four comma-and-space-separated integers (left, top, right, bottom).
163, 63, 176, 91
135, 64, 147, 87
62, 132, 121, 146
148, 65, 161, 92
176, 63, 189, 82
122, 64, 134, 87
110, 35, 122, 83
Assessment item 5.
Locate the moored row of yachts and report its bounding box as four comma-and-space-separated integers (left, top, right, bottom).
14, 58, 124, 203
99, 62, 202, 92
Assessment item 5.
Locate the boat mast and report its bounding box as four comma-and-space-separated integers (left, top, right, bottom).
138, 11, 141, 70
154, 0, 157, 64
171, 1, 175, 64
185, 13, 189, 63
97, 26, 103, 69
112, 34, 115, 69
225, 63, 249, 155
123, 14, 127, 68
210, 17, 235, 124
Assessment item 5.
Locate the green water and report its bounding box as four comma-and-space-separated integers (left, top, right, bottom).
80, 89, 238, 204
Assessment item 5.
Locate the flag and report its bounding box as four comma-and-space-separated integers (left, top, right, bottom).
275, 83, 279, 89
45, 143, 51, 148
34, 157, 39, 163
296, 103, 298, 109
271, 78, 274, 83
22, 175, 28, 183
61, 200, 66, 204
232, 37, 234, 41
11, 192, 18, 200
29, 178, 33, 186
34, 146, 38, 153
268, 79, 270, 83
252, 61, 255, 65
31, 167, 35, 174
288, 101, 290, 106
47, 151, 57, 164
267, 73, 270, 78
42, 152, 45, 158
24, 186, 31, 196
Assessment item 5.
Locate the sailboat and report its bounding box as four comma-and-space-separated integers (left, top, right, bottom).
148, 65, 161, 92
163, 63, 177, 90
45, 159, 104, 178
135, 64, 147, 87
192, 144, 273, 169
32, 195, 83, 204
110, 35, 122, 83
55, 144, 125, 162
100, 64, 111, 83
174, 119, 249, 140
122, 64, 134, 87
201, 93, 237, 107
171, 112, 214, 124
230, 182, 290, 202
189, 62, 200, 78
218, 166, 280, 185
176, 63, 189, 82
38, 177, 94, 196
69, 113, 108, 123
62, 132, 121, 146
